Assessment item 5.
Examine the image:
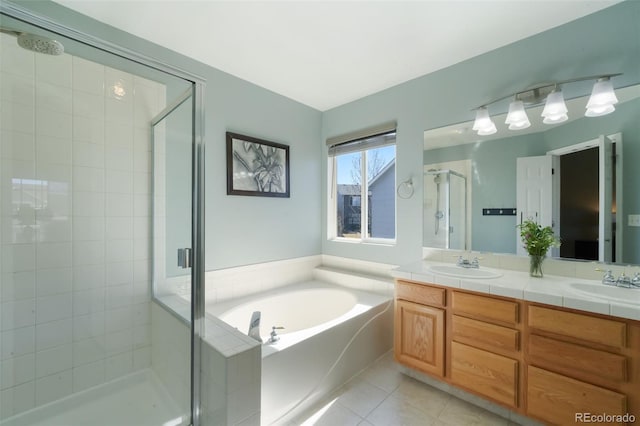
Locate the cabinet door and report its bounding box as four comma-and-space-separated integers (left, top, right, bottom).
394, 300, 444, 377
527, 366, 627, 426
450, 341, 518, 408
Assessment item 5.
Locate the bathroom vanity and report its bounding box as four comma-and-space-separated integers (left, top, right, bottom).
393, 261, 640, 425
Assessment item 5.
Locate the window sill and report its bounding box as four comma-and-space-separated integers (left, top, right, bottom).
329, 237, 396, 247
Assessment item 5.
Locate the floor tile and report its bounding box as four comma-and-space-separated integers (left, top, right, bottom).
437, 397, 511, 426
333, 378, 389, 418
297, 399, 363, 426
365, 393, 438, 426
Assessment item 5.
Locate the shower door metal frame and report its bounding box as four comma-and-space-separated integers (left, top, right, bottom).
425, 169, 467, 250
0, 2, 207, 425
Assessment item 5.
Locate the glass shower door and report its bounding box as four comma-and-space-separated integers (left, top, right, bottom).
151, 88, 195, 424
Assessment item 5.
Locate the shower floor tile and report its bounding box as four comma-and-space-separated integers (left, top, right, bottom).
1, 369, 186, 426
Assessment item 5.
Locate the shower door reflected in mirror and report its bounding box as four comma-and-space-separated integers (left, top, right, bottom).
423, 161, 470, 250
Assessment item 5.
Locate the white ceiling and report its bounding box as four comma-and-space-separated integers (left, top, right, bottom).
53, 0, 621, 111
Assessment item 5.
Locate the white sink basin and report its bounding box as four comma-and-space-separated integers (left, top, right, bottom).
428, 265, 502, 279
569, 282, 640, 303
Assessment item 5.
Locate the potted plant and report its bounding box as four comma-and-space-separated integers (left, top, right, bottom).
517, 219, 561, 277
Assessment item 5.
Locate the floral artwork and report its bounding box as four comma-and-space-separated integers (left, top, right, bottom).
226, 132, 290, 197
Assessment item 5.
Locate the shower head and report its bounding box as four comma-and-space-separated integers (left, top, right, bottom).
17, 33, 64, 55
433, 174, 442, 184
0, 28, 64, 55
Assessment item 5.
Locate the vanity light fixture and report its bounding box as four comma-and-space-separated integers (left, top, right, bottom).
585, 77, 618, 117
541, 89, 568, 124
472, 73, 621, 136
472, 107, 497, 135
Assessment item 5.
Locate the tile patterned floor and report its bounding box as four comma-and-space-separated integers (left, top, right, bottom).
291, 352, 521, 426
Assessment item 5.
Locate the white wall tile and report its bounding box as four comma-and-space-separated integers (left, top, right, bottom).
73, 90, 104, 119
105, 217, 133, 240
36, 293, 72, 324
106, 261, 133, 287
35, 370, 72, 405
35, 54, 72, 88
3, 243, 35, 273
36, 242, 72, 270
72, 288, 105, 316
105, 144, 133, 172
73, 192, 105, 217
35, 108, 72, 139
36, 267, 72, 297
72, 265, 105, 291
72, 216, 105, 241
106, 284, 132, 309
35, 318, 71, 351
105, 193, 132, 217
0, 40, 34, 77
73, 141, 104, 168
72, 359, 105, 392
0, 101, 35, 134
36, 135, 72, 166
73, 116, 105, 145
1, 326, 35, 360
0, 271, 36, 302
105, 170, 133, 194
0, 353, 35, 390
1, 299, 36, 331
73, 312, 105, 341
72, 57, 104, 95
132, 346, 151, 369
0, 72, 35, 106
0, 130, 35, 162
36, 218, 72, 243
5, 380, 35, 418
35, 344, 72, 378
105, 329, 133, 356
72, 168, 105, 197
72, 336, 106, 367
105, 351, 133, 381
72, 240, 105, 266
106, 239, 132, 263
36, 81, 72, 115
105, 306, 132, 333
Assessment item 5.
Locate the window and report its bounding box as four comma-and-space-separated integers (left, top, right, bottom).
328, 123, 396, 242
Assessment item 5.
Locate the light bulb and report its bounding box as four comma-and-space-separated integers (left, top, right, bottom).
542, 90, 568, 124
505, 100, 531, 130
586, 77, 618, 117
473, 107, 497, 135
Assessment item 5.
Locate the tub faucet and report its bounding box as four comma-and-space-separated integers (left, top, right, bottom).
267, 326, 284, 344
248, 311, 262, 343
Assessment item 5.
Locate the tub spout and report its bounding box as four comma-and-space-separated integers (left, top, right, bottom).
248, 311, 262, 343
268, 326, 284, 344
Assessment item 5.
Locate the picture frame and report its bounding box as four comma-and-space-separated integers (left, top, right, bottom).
226, 132, 290, 197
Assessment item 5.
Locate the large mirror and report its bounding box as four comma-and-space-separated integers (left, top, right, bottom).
423, 83, 640, 265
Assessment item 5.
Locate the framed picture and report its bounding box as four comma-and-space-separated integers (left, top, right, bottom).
226, 132, 290, 197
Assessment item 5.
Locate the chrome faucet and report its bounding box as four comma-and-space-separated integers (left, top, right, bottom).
267, 326, 284, 344
601, 270, 640, 289
457, 256, 480, 269
248, 311, 262, 343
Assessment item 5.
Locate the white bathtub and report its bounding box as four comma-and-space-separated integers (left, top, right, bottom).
206, 280, 393, 425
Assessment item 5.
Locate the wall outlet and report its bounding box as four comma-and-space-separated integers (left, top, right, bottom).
629, 214, 640, 227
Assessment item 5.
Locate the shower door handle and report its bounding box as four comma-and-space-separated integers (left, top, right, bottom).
177, 248, 192, 269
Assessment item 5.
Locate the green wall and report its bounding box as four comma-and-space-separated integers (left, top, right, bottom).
322, 0, 640, 265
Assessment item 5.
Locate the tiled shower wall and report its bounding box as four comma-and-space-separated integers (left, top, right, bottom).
0, 34, 166, 419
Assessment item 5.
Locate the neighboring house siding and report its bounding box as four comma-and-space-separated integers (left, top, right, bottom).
370, 163, 395, 238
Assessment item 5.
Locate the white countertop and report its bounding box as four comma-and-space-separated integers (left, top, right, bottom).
393, 260, 640, 321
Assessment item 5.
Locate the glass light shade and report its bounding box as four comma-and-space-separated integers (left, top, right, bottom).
541, 91, 568, 124
505, 100, 531, 130
585, 78, 618, 117
477, 122, 497, 136
472, 108, 497, 135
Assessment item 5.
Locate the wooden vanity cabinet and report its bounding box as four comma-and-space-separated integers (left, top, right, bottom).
394, 281, 445, 377
394, 279, 640, 425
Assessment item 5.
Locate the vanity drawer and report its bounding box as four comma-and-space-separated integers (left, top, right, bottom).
527, 366, 627, 426
450, 341, 518, 408
528, 305, 627, 348
452, 315, 519, 353
396, 281, 445, 307
529, 334, 627, 382
451, 291, 519, 325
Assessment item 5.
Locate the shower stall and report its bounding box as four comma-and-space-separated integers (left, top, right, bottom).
423, 169, 467, 250
0, 6, 204, 426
